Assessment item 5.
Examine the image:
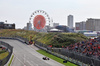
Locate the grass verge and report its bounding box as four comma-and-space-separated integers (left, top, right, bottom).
0, 51, 9, 60
8, 55, 14, 66
37, 49, 78, 66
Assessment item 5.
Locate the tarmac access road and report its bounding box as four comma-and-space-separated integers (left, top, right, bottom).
0, 39, 64, 66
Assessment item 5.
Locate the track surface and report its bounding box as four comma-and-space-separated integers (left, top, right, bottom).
0, 39, 64, 66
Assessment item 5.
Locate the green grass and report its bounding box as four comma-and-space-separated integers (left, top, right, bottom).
0, 51, 9, 60
0, 48, 2, 51
37, 50, 78, 66
0, 29, 88, 47
8, 55, 14, 66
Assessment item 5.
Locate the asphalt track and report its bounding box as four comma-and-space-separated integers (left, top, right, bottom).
0, 39, 64, 66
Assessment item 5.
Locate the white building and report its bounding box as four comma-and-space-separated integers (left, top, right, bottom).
75, 22, 80, 30
84, 32, 97, 37
48, 28, 63, 32
68, 15, 73, 29
53, 23, 59, 27
27, 22, 32, 30
76, 21, 86, 30
86, 18, 100, 31
80, 21, 86, 30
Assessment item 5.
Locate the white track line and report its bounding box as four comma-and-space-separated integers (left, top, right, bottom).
14, 54, 24, 65
26, 60, 33, 66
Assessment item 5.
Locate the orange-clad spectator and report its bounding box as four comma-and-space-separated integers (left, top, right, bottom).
82, 48, 87, 53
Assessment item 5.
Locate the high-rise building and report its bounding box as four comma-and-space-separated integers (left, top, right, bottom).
75, 23, 80, 30
86, 18, 100, 31
75, 21, 86, 30
80, 21, 86, 30
68, 15, 73, 29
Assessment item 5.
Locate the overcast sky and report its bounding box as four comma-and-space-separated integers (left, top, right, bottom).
0, 0, 100, 29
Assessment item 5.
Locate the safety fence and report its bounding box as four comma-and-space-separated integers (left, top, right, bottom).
35, 41, 100, 66
0, 37, 29, 44
1, 37, 100, 66
0, 41, 13, 66
0, 36, 29, 66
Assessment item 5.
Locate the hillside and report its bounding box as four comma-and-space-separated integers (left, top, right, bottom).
0, 29, 88, 47
37, 32, 88, 47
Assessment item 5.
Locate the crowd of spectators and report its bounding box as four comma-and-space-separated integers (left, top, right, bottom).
67, 37, 100, 60
0, 45, 6, 50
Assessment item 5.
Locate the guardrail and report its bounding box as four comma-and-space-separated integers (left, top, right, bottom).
0, 37, 29, 45
0, 41, 13, 66
1, 37, 100, 66
0, 37, 29, 66
35, 41, 100, 66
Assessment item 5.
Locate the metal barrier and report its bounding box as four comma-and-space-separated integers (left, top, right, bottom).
1, 37, 100, 66
0, 37, 29, 44
0, 41, 13, 66
0, 36, 29, 66
35, 41, 100, 66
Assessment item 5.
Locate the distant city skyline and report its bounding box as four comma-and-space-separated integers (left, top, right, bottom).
68, 15, 73, 29
0, 0, 100, 29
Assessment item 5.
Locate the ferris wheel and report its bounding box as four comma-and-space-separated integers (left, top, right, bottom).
29, 10, 52, 32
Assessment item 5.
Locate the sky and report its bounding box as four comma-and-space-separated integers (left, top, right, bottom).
0, 0, 100, 29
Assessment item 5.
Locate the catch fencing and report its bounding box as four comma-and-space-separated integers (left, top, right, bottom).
35, 41, 100, 66
0, 41, 13, 66
0, 37, 29, 44
1, 37, 100, 66
0, 36, 29, 66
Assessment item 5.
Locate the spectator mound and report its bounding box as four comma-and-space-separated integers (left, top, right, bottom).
0, 29, 88, 47
67, 37, 100, 60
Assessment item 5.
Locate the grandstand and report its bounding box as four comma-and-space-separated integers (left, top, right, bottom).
67, 37, 100, 60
